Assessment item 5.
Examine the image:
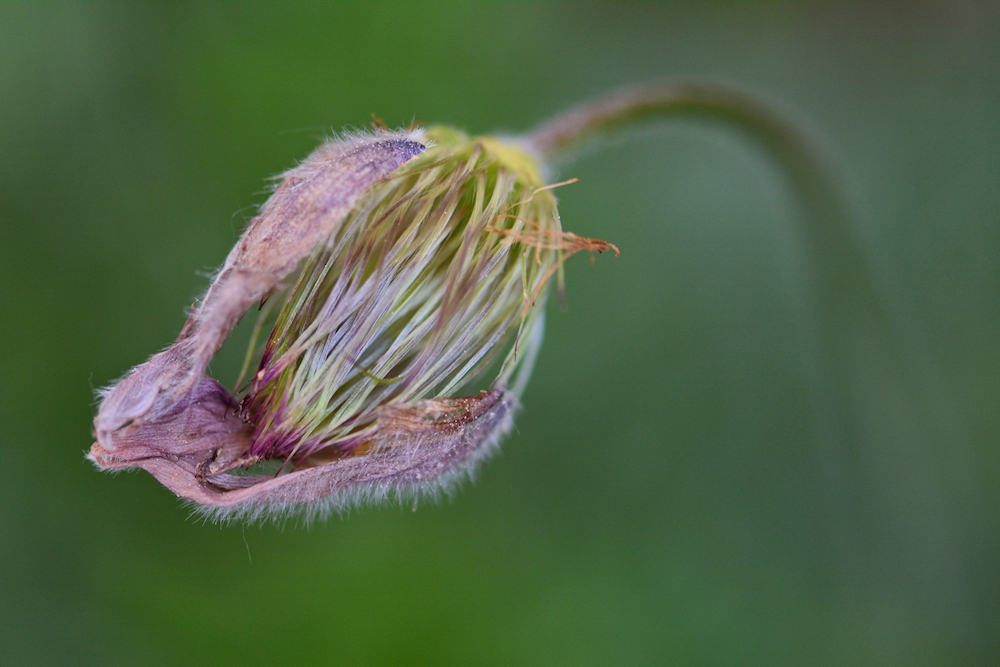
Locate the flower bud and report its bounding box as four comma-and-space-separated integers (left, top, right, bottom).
89, 125, 615, 521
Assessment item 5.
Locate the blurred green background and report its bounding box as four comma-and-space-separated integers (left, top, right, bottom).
1, 2, 998, 665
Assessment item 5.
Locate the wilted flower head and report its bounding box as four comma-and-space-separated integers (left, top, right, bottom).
90, 122, 616, 521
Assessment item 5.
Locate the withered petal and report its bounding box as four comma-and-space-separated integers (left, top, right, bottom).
93, 131, 426, 450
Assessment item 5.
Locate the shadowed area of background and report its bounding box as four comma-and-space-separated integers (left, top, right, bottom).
0, 2, 997, 665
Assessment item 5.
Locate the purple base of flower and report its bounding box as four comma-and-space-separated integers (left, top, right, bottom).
90, 387, 515, 524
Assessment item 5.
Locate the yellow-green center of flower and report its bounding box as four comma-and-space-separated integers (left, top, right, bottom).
237, 128, 582, 467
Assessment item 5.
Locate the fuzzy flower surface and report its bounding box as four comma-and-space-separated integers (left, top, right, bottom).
89, 125, 615, 521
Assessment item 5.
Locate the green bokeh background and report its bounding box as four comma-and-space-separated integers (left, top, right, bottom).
1, 2, 998, 665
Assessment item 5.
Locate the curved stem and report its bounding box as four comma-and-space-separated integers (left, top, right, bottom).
522, 83, 956, 592
524, 82, 798, 162
522, 82, 884, 354
522, 83, 884, 375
